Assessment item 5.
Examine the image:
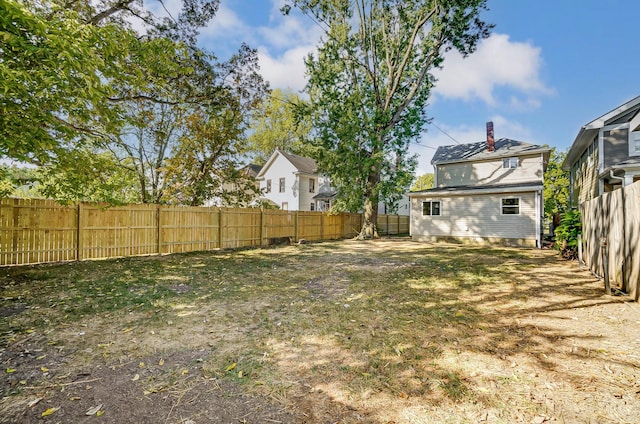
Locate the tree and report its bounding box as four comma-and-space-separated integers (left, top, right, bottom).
411, 173, 434, 191
543, 148, 570, 224
2, 0, 267, 205
285, 0, 491, 238
0, 0, 121, 163
247, 89, 314, 165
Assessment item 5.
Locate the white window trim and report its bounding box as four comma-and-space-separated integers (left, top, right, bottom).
630, 129, 640, 157
502, 157, 518, 169
422, 200, 441, 216
500, 196, 521, 215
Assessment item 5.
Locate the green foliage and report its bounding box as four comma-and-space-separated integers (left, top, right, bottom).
288, 0, 492, 237
1, 0, 266, 206
0, 165, 40, 198
544, 147, 570, 222
0, 0, 119, 163
411, 173, 434, 191
247, 89, 315, 165
554, 210, 582, 259
36, 150, 140, 204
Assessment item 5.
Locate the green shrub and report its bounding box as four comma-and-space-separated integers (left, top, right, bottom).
554, 210, 582, 259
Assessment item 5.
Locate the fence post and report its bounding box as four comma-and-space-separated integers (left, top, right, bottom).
294, 211, 299, 243
156, 204, 162, 255
600, 237, 611, 295
218, 208, 224, 249
77, 202, 83, 261
321, 212, 325, 241
577, 233, 583, 270
260, 209, 266, 246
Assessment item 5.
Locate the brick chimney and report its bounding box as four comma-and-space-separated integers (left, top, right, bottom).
486, 121, 495, 152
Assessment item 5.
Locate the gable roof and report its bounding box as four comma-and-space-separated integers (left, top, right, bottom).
278, 150, 317, 174
256, 149, 318, 179
563, 95, 640, 169
432, 138, 549, 165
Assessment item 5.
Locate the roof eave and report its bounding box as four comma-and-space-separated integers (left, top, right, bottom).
408, 184, 543, 198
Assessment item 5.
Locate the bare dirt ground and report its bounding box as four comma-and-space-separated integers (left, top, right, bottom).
1, 239, 639, 423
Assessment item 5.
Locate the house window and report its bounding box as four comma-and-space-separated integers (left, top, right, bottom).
279, 178, 285, 193
501, 197, 520, 215
266, 179, 272, 193
310, 203, 315, 211
281, 202, 288, 210
422, 201, 441, 216
631, 130, 640, 156
309, 178, 315, 193
503, 157, 518, 169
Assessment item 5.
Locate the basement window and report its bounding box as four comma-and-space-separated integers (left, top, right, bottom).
422, 201, 441, 216
503, 157, 519, 169
501, 197, 520, 215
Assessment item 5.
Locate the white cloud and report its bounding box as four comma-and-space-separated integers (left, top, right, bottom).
432, 33, 553, 107
257, 46, 314, 92
200, 3, 250, 40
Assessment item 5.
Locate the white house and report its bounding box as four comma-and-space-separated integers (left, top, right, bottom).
408, 123, 550, 247
256, 150, 334, 211
256, 149, 410, 214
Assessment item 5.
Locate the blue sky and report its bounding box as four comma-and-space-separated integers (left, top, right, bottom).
194, 0, 640, 175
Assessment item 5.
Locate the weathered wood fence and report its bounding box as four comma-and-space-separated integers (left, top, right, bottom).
580, 180, 640, 301
0, 198, 410, 266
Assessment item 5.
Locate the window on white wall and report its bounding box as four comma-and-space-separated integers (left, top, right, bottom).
266, 179, 271, 193
422, 201, 441, 216
631, 128, 640, 156
502, 157, 518, 169
501, 197, 520, 215
279, 178, 285, 193
310, 203, 315, 211
309, 178, 315, 193
282, 202, 288, 210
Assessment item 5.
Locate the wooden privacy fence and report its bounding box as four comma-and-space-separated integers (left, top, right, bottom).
580, 180, 640, 301
0, 198, 409, 266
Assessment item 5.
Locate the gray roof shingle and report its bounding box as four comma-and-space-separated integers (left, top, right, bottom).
278, 150, 318, 174
431, 138, 549, 165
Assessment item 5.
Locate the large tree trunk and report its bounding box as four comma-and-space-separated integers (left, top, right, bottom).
357, 170, 380, 240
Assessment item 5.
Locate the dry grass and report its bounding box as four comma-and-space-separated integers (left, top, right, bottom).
1, 239, 639, 423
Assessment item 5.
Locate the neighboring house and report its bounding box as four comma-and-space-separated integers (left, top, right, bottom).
256, 149, 411, 214
562, 95, 640, 205
408, 123, 550, 247
256, 149, 333, 211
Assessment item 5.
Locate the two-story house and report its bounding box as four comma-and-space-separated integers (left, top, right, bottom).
256, 149, 411, 214
562, 95, 640, 205
256, 149, 334, 211
408, 123, 550, 247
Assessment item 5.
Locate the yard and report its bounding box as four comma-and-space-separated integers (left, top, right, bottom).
1, 239, 639, 423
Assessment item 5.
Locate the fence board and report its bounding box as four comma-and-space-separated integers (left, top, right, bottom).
580, 181, 640, 301
0, 198, 408, 266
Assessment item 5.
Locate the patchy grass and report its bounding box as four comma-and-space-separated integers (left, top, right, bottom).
1, 240, 639, 423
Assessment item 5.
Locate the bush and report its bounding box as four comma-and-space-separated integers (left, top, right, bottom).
555, 210, 582, 259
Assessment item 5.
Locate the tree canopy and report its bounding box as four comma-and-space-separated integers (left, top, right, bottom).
286, 0, 492, 238
411, 173, 434, 191
247, 89, 314, 165
543, 147, 570, 222
1, 0, 268, 205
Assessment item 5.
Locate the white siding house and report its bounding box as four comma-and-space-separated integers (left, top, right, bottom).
256, 149, 410, 215
256, 150, 333, 211
409, 128, 550, 247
